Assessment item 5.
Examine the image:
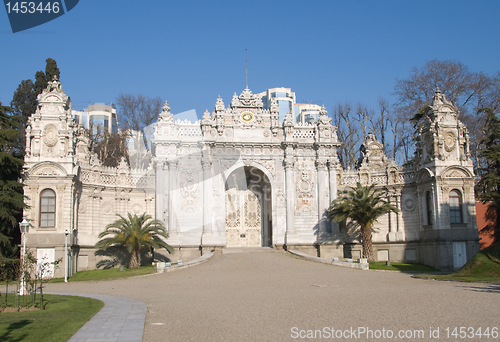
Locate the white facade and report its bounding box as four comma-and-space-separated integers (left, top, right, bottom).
23, 81, 479, 276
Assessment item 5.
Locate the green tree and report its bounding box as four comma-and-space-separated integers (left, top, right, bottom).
11, 58, 61, 126
44, 58, 60, 82
328, 183, 400, 262
476, 108, 500, 244
11, 79, 38, 126
95, 213, 173, 268
34, 70, 48, 98
0, 104, 25, 258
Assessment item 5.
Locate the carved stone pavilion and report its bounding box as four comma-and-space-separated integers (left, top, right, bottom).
23, 79, 479, 276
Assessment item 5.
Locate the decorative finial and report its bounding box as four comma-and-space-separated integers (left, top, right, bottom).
215, 95, 225, 112
45, 74, 63, 93
162, 101, 170, 113
159, 100, 173, 122
432, 87, 444, 106
318, 105, 331, 125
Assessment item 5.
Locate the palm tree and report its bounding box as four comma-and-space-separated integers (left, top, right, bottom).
328, 183, 400, 262
95, 213, 173, 268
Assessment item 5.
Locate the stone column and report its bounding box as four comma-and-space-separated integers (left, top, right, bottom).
262, 184, 268, 247
432, 186, 440, 230
284, 158, 297, 243
201, 157, 218, 247
417, 189, 424, 228
316, 159, 328, 241
387, 192, 396, 241
464, 183, 475, 230
395, 193, 405, 240
167, 160, 179, 244
395, 194, 401, 232
155, 160, 165, 224
25, 125, 32, 157
202, 159, 212, 234
328, 160, 340, 240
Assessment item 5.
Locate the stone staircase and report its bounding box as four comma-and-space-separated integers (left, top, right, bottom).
222, 247, 276, 254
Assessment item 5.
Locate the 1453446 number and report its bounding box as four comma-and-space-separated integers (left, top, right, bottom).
5, 2, 60, 14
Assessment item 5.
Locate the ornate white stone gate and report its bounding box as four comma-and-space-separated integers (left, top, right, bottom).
20, 80, 480, 273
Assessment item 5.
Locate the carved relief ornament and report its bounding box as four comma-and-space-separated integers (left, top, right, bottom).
43, 125, 58, 147
296, 172, 314, 197
444, 132, 456, 152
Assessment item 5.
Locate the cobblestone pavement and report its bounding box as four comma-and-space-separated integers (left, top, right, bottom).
46, 249, 500, 342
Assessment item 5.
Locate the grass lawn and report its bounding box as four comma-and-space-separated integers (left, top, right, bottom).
1, 265, 155, 286
413, 245, 500, 283
0, 294, 103, 342
50, 265, 155, 283
369, 262, 438, 272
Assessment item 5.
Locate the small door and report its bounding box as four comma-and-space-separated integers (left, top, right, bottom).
452, 242, 467, 270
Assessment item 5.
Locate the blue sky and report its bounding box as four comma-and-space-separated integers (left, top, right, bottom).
1, 0, 499, 118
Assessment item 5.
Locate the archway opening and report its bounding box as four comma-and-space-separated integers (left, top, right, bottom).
225, 166, 272, 247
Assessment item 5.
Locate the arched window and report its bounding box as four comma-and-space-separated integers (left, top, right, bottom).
40, 189, 56, 228
449, 190, 463, 224
426, 191, 433, 225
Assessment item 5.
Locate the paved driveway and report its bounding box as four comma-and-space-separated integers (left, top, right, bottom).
47, 249, 500, 341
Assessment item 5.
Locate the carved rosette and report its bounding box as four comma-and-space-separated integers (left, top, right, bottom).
297, 173, 313, 195
444, 132, 456, 152
403, 197, 415, 211
395, 191, 410, 211
131, 202, 144, 215
101, 201, 113, 215
43, 125, 58, 147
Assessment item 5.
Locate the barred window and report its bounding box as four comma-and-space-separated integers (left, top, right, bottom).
40, 189, 56, 228
449, 190, 463, 224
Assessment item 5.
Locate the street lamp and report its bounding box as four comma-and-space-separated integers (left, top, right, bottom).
64, 229, 69, 283
19, 217, 29, 295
